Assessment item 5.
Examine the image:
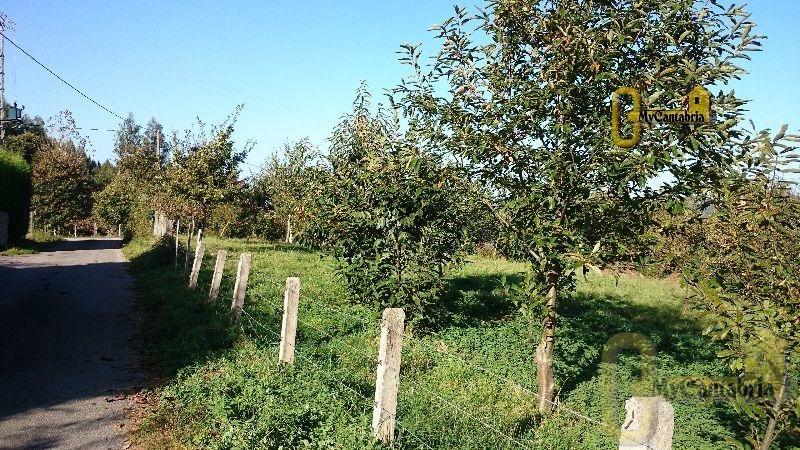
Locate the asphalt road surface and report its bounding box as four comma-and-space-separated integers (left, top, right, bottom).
0, 238, 142, 449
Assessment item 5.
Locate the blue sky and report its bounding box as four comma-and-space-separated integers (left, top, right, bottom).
2, 1, 798, 172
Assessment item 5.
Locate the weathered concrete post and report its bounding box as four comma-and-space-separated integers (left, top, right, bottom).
372, 308, 406, 444
230, 253, 252, 321
118, 224, 122, 238
188, 241, 206, 289
153, 211, 173, 237
184, 221, 194, 271
208, 249, 227, 301
153, 211, 161, 237
279, 277, 300, 364
27, 210, 34, 237
174, 220, 181, 270
619, 396, 674, 450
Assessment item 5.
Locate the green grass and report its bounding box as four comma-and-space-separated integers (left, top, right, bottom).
124, 236, 800, 449
0, 231, 61, 256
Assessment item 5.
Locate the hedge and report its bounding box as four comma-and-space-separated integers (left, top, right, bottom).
0, 148, 32, 242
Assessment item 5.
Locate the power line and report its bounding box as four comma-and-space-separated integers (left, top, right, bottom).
74, 127, 116, 132
0, 30, 124, 121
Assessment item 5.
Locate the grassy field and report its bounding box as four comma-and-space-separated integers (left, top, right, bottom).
0, 231, 61, 256
124, 236, 799, 449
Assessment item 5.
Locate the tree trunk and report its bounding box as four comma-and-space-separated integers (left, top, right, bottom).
760, 355, 791, 450
286, 218, 294, 244
536, 271, 558, 413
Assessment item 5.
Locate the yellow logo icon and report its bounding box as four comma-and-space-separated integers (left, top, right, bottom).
611, 86, 711, 148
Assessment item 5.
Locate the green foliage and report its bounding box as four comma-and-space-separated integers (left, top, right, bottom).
0, 231, 60, 256
114, 114, 162, 184
92, 174, 135, 232
30, 140, 93, 232
3, 112, 46, 141
108, 114, 166, 237
162, 108, 249, 228
209, 203, 244, 238
393, 0, 776, 408
3, 131, 45, 164
90, 160, 117, 191
396, 0, 770, 294
249, 139, 324, 243
0, 149, 32, 242
125, 236, 800, 448
318, 88, 470, 320
678, 130, 800, 448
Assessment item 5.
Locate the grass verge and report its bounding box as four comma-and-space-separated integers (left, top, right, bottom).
125, 236, 799, 449
0, 231, 61, 256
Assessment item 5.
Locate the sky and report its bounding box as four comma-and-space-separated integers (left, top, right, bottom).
2, 1, 798, 173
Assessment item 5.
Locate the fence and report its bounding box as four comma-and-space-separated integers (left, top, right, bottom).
170, 232, 673, 449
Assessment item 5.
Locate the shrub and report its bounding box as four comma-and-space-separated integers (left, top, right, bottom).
317, 87, 470, 322
92, 175, 135, 233
0, 149, 32, 242
31, 142, 93, 232
681, 174, 800, 449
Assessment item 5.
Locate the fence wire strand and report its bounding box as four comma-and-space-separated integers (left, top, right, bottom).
240, 310, 434, 450
182, 243, 651, 449
301, 297, 653, 448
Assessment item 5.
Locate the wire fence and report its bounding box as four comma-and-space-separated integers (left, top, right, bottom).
169, 237, 657, 449
240, 309, 434, 449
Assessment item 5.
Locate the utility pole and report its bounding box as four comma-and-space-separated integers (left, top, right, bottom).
0, 14, 6, 143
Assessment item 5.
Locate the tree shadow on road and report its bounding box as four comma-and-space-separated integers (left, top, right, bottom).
0, 240, 142, 447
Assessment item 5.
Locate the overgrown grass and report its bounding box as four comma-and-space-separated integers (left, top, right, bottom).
0, 231, 61, 256
125, 236, 800, 449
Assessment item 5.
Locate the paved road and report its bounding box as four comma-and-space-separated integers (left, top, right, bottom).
0, 238, 142, 450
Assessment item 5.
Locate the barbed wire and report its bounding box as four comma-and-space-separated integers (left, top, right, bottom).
180, 244, 649, 449
247, 288, 639, 446
297, 294, 655, 448
240, 309, 434, 450
258, 299, 536, 448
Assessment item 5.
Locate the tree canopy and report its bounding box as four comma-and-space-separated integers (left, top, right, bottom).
394, 0, 782, 412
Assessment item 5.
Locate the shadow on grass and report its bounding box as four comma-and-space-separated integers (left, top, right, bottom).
436, 271, 716, 394
434, 272, 524, 328
0, 235, 62, 255
556, 290, 717, 393
128, 240, 241, 379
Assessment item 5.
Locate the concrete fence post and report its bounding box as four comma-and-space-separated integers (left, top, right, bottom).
372, 308, 406, 444
230, 252, 252, 321
28, 210, 34, 236
188, 241, 206, 289
279, 277, 301, 364
184, 222, 194, 271
174, 220, 181, 270
208, 250, 228, 301
619, 396, 674, 450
